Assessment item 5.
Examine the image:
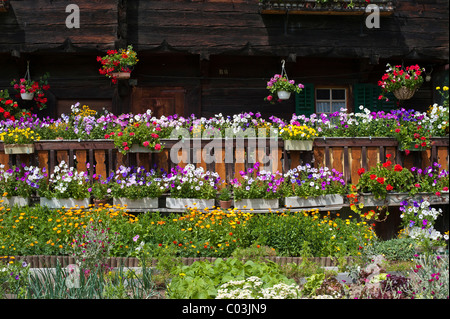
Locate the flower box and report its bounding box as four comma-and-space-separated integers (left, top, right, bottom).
360, 192, 449, 206
3, 144, 34, 154
1, 196, 30, 207
129, 144, 161, 153
40, 197, 90, 209
166, 197, 215, 210
283, 140, 313, 151
113, 197, 159, 209
284, 194, 344, 208
111, 72, 131, 80
234, 198, 279, 210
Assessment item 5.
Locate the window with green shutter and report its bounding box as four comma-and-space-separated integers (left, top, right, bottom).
353, 83, 396, 112
295, 83, 315, 117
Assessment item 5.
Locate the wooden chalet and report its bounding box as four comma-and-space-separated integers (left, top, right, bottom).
0, 0, 448, 119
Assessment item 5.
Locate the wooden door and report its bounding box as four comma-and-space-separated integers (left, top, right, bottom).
131, 87, 185, 118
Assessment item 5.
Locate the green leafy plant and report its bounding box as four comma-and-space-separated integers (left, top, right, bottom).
218, 186, 232, 201
167, 258, 295, 299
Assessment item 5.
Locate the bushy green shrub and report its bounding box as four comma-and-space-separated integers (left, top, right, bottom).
167, 258, 295, 299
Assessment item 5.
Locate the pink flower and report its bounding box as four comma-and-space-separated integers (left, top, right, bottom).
143, 141, 149, 147
154, 143, 161, 151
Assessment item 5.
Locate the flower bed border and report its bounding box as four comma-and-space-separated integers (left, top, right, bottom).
2, 255, 355, 269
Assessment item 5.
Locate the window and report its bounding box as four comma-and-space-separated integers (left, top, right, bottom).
315, 88, 347, 114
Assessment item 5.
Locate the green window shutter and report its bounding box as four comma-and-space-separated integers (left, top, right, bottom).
353, 83, 396, 113
295, 83, 315, 117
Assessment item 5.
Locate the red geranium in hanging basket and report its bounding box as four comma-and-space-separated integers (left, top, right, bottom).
377, 63, 425, 101
97, 45, 138, 84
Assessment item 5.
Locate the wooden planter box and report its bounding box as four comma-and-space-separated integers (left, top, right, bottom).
284, 140, 313, 151
129, 144, 161, 153
1, 196, 30, 207
284, 194, 344, 208
113, 197, 159, 209
40, 197, 90, 209
3, 144, 34, 154
234, 198, 279, 210
360, 192, 449, 206
166, 197, 215, 210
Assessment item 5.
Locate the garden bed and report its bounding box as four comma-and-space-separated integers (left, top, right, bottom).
2, 255, 355, 269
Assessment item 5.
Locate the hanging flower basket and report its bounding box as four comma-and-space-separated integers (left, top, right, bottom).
277, 90, 291, 100
265, 60, 304, 104
393, 86, 417, 100
3, 143, 34, 154
20, 92, 35, 100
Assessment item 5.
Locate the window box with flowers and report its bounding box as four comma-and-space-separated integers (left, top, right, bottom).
390, 111, 432, 152
0, 164, 43, 207
356, 154, 416, 206
106, 116, 163, 155
279, 122, 318, 151
230, 162, 284, 210
97, 45, 138, 84
37, 161, 91, 209
110, 165, 167, 210
165, 164, 221, 209
0, 126, 40, 154
378, 63, 425, 101
282, 164, 346, 208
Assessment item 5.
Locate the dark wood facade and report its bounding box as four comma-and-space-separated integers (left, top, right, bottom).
0, 0, 448, 120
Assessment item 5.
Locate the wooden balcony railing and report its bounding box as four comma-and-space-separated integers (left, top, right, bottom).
0, 137, 448, 185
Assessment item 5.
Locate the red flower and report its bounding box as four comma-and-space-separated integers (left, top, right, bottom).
443, 187, 449, 191
357, 168, 365, 176
382, 160, 391, 168
421, 142, 427, 147
386, 184, 393, 191
370, 174, 377, 180
377, 177, 385, 184
394, 164, 403, 172
386, 154, 392, 159
405, 150, 410, 155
